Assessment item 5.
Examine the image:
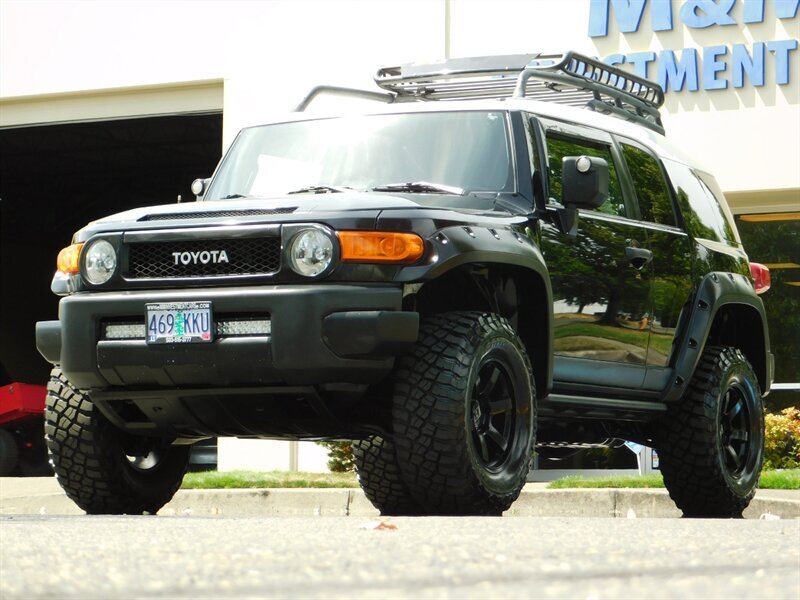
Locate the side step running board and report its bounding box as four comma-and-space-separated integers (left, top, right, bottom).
539, 394, 668, 422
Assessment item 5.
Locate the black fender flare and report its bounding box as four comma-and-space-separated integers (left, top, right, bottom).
397, 224, 554, 395
397, 224, 550, 285
663, 271, 773, 403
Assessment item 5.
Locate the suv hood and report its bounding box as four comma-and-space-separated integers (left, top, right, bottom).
75, 190, 504, 239
91, 192, 425, 225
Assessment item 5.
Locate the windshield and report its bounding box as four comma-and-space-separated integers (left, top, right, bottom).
205, 111, 513, 200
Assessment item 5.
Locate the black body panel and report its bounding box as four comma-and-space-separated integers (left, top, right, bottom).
35, 107, 772, 441
38, 285, 413, 390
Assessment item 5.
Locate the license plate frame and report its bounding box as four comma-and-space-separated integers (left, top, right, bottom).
146, 301, 213, 345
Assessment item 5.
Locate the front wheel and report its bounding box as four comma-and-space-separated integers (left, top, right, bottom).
392, 312, 536, 516
44, 368, 190, 514
656, 346, 764, 518
353, 436, 420, 516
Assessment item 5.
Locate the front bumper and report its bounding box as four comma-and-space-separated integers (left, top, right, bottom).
36, 284, 418, 390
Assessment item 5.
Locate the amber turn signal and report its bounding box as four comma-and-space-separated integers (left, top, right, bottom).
337, 231, 424, 264
56, 243, 84, 275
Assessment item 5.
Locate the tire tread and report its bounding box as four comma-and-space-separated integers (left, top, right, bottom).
392, 312, 535, 515
45, 368, 188, 514
657, 346, 763, 518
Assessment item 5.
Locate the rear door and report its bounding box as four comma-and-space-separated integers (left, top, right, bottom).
614, 138, 694, 392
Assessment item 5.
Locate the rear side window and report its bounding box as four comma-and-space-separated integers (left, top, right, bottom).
546, 135, 626, 217
695, 171, 741, 244
663, 159, 738, 243
620, 144, 676, 227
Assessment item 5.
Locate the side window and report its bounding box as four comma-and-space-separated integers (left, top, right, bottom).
663, 159, 738, 243
620, 144, 677, 227
695, 171, 740, 244
546, 134, 626, 217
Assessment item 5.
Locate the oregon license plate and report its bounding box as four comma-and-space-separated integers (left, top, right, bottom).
146, 301, 213, 344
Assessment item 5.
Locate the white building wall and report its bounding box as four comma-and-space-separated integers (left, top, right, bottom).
217, 438, 291, 472
3, 1, 796, 196
297, 442, 331, 473
448, 0, 799, 197
217, 439, 331, 473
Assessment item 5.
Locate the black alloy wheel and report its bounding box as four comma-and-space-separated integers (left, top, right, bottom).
126, 449, 165, 472
392, 312, 535, 516
656, 346, 764, 518
469, 357, 517, 470
719, 384, 758, 479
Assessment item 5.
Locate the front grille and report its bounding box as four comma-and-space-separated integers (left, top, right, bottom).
140, 208, 297, 221
126, 237, 281, 279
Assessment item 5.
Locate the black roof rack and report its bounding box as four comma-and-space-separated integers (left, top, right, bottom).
374, 51, 666, 135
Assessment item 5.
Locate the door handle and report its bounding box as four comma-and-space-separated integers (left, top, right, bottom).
625, 246, 653, 270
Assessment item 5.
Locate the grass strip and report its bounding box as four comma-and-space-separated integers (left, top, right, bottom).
182, 470, 359, 489
547, 474, 665, 489
759, 469, 800, 490
546, 470, 799, 490
182, 469, 799, 490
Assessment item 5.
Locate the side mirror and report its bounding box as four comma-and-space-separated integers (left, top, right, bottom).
191, 178, 211, 200
562, 156, 608, 209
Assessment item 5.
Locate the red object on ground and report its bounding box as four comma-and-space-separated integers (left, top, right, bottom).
0, 383, 46, 426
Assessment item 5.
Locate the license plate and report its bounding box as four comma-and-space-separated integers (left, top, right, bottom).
146, 302, 213, 344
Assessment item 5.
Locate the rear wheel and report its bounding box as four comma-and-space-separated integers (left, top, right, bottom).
353, 436, 419, 515
656, 346, 764, 518
44, 368, 190, 514
392, 312, 535, 516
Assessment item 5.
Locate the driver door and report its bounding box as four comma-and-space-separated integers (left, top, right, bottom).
534, 118, 653, 393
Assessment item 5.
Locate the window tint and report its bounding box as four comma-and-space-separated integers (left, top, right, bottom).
663, 159, 738, 243
696, 171, 740, 244
546, 135, 626, 217
621, 144, 676, 227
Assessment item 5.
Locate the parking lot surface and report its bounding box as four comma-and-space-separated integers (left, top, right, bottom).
2, 514, 798, 599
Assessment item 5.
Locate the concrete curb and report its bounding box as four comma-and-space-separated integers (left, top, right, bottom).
1, 481, 798, 519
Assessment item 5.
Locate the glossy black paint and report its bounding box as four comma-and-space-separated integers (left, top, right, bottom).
35, 107, 772, 439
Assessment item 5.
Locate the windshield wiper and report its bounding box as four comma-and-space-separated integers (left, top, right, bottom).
287, 185, 353, 195
222, 193, 248, 199
371, 181, 465, 195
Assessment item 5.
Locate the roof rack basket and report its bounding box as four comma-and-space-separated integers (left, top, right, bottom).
374, 51, 666, 135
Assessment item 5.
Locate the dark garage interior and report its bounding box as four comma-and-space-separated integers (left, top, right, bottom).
0, 112, 223, 385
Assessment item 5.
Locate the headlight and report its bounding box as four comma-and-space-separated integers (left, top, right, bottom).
288, 228, 334, 277
84, 239, 117, 285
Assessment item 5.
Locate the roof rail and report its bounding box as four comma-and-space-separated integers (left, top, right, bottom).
295, 85, 395, 112
374, 51, 666, 135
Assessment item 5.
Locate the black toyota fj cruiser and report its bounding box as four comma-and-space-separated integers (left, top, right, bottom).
36, 52, 773, 517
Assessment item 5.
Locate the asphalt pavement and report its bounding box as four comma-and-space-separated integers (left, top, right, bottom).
1, 514, 798, 599
1, 477, 798, 519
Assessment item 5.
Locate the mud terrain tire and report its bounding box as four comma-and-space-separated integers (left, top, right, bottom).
45, 368, 190, 514
657, 346, 764, 518
353, 436, 420, 515
392, 312, 535, 516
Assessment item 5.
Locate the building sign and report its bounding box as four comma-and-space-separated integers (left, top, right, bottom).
589, 0, 799, 92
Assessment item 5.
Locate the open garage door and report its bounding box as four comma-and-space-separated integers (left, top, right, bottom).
0, 112, 223, 384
